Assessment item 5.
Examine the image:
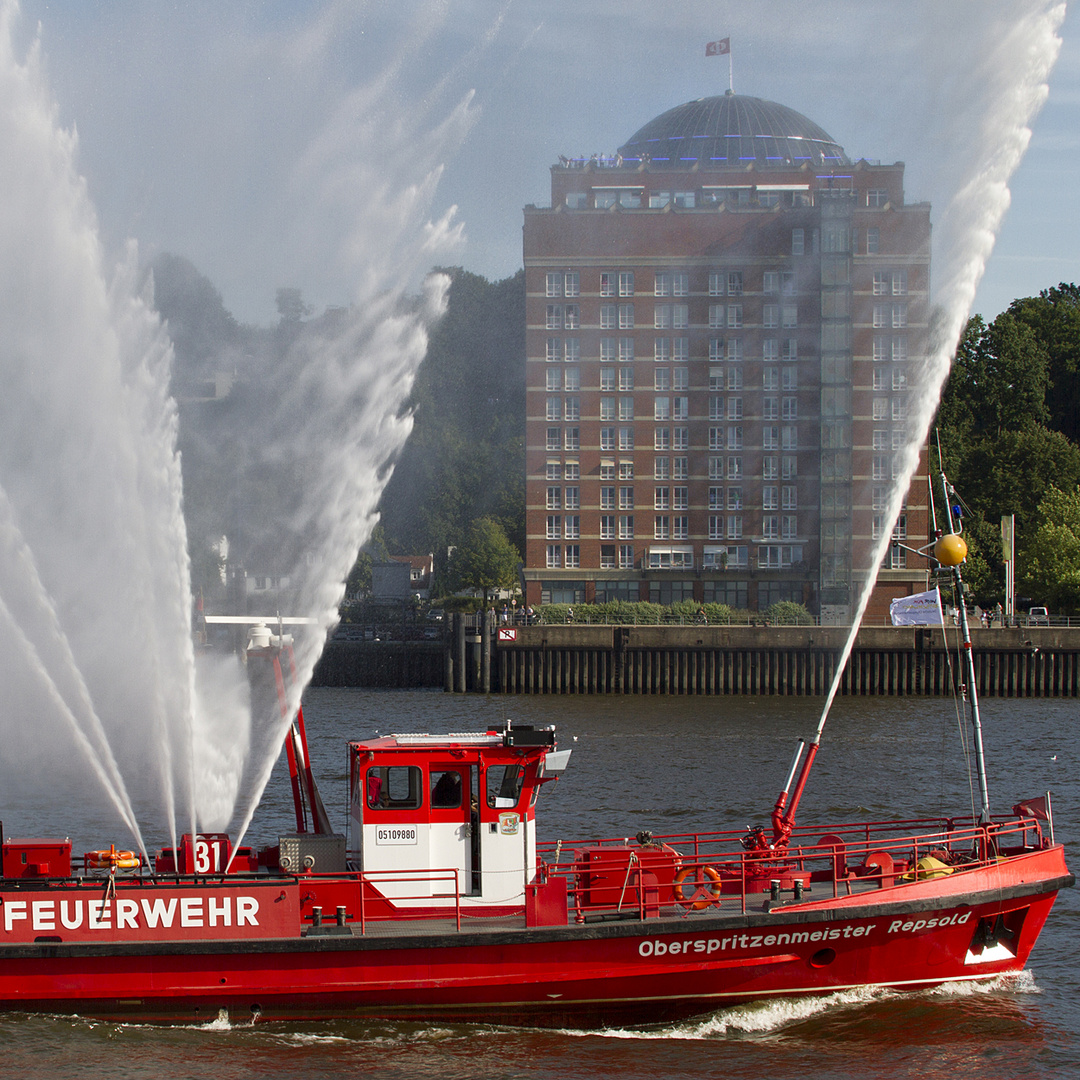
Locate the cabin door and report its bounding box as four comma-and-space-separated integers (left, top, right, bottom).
428, 762, 478, 897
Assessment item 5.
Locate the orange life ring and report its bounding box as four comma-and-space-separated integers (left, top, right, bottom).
673, 865, 722, 910
85, 848, 141, 871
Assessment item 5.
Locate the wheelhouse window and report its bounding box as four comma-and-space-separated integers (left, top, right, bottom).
366, 766, 422, 810
487, 764, 525, 808
430, 770, 464, 809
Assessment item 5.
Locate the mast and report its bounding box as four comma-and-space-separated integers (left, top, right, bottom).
935, 469, 992, 823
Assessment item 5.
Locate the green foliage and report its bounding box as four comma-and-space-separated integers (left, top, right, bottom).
1021, 485, 1080, 613
937, 287, 1080, 604
536, 601, 745, 625
763, 601, 814, 625
446, 517, 521, 606
377, 268, 525, 578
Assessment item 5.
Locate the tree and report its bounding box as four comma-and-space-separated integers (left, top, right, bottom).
446, 518, 520, 608
1022, 485, 1080, 613
1008, 284, 1080, 442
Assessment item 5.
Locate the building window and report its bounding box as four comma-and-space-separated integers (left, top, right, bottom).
672, 516, 689, 540
762, 486, 778, 511
709, 515, 724, 540
600, 515, 615, 539
618, 396, 634, 421
564, 544, 580, 569
673, 397, 689, 420
600, 486, 616, 510
782, 455, 798, 479
546, 487, 561, 510
564, 396, 580, 422
564, 516, 580, 540
792, 228, 805, 256
782, 426, 798, 451
763, 426, 779, 451
873, 336, 888, 362
782, 338, 797, 361
727, 304, 743, 329
728, 457, 743, 480
564, 427, 579, 451
709, 427, 725, 451
709, 456, 724, 480
892, 304, 907, 328
727, 515, 743, 540
654, 427, 670, 450
654, 272, 671, 297
600, 304, 616, 329
673, 304, 689, 329
546, 368, 560, 392
782, 397, 798, 421
654, 516, 670, 540
619, 486, 634, 510
764, 304, 779, 329
728, 366, 743, 391
782, 304, 798, 328
546, 460, 561, 481
618, 271, 634, 296
673, 456, 688, 479
673, 486, 688, 510
708, 271, 725, 296
763, 396, 779, 421
618, 427, 634, 450
867, 188, 889, 207
619, 461, 634, 480
655, 367, 671, 391
873, 271, 889, 296
782, 485, 797, 510
618, 544, 635, 569
782, 515, 798, 539
763, 339, 779, 363
546, 427, 560, 451
545, 272, 562, 297
654, 457, 670, 480
546, 515, 561, 540
709, 304, 724, 329
673, 272, 689, 296
618, 304, 635, 329
654, 487, 670, 510
545, 396, 561, 422
619, 515, 634, 540
710, 395, 724, 421
600, 337, 616, 362
893, 337, 908, 362
546, 304, 563, 329
673, 337, 689, 362
727, 425, 743, 450
673, 427, 689, 450
655, 304, 671, 329
866, 227, 880, 254
654, 338, 671, 362
762, 515, 779, 540
727, 272, 743, 296
600, 271, 616, 296
564, 305, 579, 329
600, 427, 615, 450
762, 455, 778, 480
546, 338, 562, 362
600, 545, 616, 569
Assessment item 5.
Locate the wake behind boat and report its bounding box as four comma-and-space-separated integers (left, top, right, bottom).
0, 474, 1070, 1026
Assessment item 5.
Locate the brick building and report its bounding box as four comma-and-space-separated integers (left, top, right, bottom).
522, 92, 931, 623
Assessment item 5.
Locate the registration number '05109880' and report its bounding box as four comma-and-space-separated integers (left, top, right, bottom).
375, 826, 418, 845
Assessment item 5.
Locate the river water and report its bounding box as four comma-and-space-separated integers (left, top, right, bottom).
0, 688, 1076, 1079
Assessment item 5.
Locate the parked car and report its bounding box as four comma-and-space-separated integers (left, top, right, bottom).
1028, 606, 1049, 626
426, 608, 445, 622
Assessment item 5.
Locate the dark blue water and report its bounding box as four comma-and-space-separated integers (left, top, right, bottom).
1, 689, 1076, 1079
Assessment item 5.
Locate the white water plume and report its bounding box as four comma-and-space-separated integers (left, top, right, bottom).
812, 3, 1065, 746
0, 0, 464, 846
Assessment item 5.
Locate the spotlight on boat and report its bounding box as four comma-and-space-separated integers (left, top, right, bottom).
934, 533, 968, 567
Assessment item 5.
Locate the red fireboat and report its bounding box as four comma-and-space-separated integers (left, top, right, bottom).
0, 512, 1070, 1026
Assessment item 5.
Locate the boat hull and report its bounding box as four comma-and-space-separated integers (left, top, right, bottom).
0, 847, 1069, 1026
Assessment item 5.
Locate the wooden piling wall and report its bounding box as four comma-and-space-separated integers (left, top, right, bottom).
312, 627, 1080, 697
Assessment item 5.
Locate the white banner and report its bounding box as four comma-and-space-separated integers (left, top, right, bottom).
890, 588, 944, 626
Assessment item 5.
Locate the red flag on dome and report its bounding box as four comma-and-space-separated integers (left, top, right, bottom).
706, 38, 730, 57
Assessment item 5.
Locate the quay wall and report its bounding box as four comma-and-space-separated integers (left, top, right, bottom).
312, 626, 1080, 697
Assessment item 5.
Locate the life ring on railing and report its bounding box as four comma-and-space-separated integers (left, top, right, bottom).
85, 848, 141, 871
673, 865, 722, 910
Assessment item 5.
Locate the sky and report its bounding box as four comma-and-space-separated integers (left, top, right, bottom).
16, 0, 1078, 328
